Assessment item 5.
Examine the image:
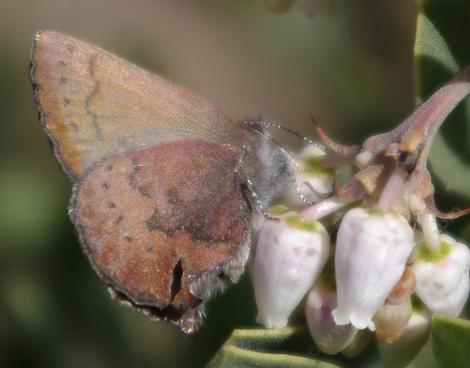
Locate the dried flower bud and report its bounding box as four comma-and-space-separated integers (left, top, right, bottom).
251, 206, 330, 328
333, 208, 415, 330
305, 282, 357, 355
373, 267, 416, 343
374, 298, 413, 344
413, 234, 470, 316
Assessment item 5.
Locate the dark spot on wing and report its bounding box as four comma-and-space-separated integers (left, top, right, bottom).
102, 182, 109, 190
116, 215, 124, 225
145, 208, 160, 232
66, 43, 76, 53
167, 187, 183, 206
108, 202, 116, 209
170, 260, 183, 302
137, 185, 151, 198
63, 97, 71, 105
127, 158, 150, 197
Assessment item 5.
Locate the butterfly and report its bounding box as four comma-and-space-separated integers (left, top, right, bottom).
30, 31, 293, 333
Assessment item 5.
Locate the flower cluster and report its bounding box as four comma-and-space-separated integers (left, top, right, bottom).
250, 66, 470, 363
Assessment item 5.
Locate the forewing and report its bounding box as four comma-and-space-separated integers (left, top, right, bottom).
31, 31, 243, 179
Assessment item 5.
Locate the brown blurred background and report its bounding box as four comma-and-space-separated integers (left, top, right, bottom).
0, 0, 420, 367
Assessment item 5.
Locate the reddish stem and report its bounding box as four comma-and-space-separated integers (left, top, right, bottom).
376, 167, 407, 212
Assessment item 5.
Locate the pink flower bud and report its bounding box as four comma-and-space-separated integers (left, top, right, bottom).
305, 282, 357, 354
333, 208, 415, 330
251, 207, 330, 328
413, 234, 470, 316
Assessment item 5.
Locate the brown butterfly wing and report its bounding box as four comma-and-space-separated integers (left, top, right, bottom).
74, 141, 251, 332
31, 31, 247, 179
31, 31, 258, 332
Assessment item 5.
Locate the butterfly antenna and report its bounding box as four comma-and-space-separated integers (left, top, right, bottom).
243, 117, 327, 152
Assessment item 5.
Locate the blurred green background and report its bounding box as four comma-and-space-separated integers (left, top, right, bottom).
1, 0, 466, 367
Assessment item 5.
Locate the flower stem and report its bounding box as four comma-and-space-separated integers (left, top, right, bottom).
418, 209, 440, 252
376, 167, 407, 212
300, 196, 345, 221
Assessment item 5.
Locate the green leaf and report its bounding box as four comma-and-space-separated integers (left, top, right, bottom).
414, 0, 470, 198
206, 327, 341, 368
431, 314, 470, 368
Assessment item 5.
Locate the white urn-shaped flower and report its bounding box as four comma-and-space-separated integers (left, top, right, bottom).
332, 207, 415, 330
251, 206, 330, 328
413, 234, 470, 316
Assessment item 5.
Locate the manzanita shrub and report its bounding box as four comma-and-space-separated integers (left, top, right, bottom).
209, 1, 470, 367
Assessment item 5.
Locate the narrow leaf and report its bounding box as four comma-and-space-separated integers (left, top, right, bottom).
431, 314, 470, 368
206, 327, 341, 368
